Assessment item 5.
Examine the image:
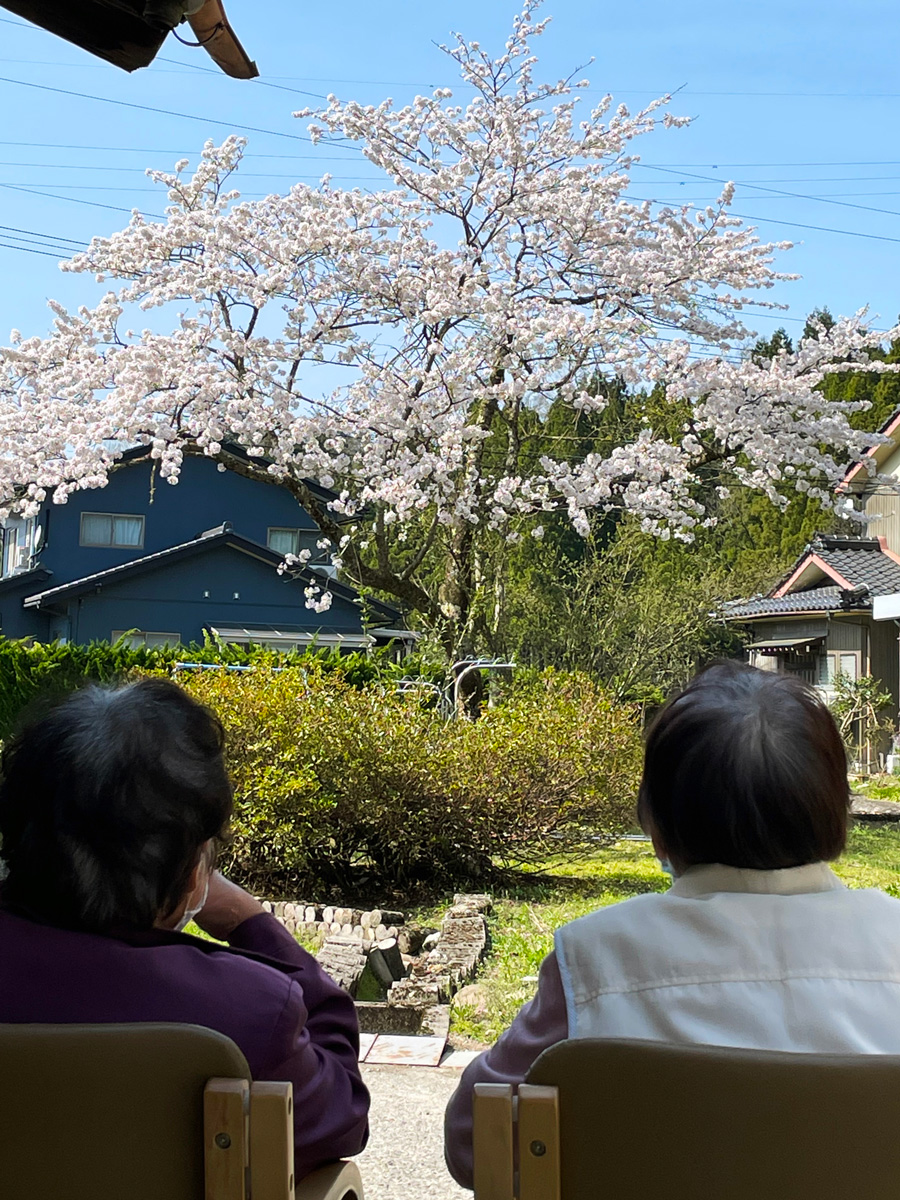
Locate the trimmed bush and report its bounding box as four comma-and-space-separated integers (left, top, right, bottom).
0, 636, 442, 742
182, 667, 642, 895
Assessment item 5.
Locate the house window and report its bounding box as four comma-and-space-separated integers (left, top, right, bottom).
267, 527, 300, 556
2, 517, 34, 576
112, 630, 180, 649
817, 651, 860, 686
81, 513, 144, 549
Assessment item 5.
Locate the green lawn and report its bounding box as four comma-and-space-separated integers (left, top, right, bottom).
450, 824, 900, 1045
854, 775, 900, 805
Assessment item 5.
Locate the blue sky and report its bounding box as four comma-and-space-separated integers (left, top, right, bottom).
1, 0, 900, 344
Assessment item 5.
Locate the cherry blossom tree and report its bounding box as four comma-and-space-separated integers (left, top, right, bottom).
0, 2, 895, 653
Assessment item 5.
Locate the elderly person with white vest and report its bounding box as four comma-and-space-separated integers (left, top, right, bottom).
444, 660, 900, 1190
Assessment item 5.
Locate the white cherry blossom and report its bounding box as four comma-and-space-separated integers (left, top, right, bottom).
0, 2, 894, 649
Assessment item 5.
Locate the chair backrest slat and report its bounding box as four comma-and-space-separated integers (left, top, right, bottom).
522, 1039, 900, 1200
249, 1081, 295, 1200
517, 1084, 560, 1200
473, 1083, 516, 1200
204, 1078, 249, 1200
0, 1022, 251, 1200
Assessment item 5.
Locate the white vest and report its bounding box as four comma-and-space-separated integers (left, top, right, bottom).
555, 862, 900, 1053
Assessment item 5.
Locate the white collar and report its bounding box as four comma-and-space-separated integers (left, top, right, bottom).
670, 861, 845, 899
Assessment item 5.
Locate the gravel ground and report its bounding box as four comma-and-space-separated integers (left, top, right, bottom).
357, 1064, 471, 1199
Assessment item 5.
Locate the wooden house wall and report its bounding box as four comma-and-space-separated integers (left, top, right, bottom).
864, 489, 900, 554
828, 619, 865, 653
869, 616, 900, 713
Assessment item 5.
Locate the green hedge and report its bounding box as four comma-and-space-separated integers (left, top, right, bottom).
0, 636, 442, 742
0, 639, 641, 895
183, 666, 642, 894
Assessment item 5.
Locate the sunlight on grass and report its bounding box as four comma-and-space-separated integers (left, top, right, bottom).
452, 825, 900, 1045
451, 838, 669, 1044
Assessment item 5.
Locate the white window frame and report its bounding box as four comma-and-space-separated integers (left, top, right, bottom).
817, 650, 862, 688
112, 630, 180, 649
266, 526, 301, 556
2, 516, 35, 576
80, 512, 145, 549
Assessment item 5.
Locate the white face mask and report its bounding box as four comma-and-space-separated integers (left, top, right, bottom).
174, 874, 210, 933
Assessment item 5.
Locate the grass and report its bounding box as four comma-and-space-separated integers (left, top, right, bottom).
450, 824, 900, 1046
853, 774, 900, 804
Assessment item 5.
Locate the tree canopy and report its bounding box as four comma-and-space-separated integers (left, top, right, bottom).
0, 3, 897, 652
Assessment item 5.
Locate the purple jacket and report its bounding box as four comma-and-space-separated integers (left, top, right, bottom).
0, 907, 369, 1178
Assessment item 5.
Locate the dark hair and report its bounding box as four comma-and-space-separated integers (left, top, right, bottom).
0, 678, 233, 932
637, 661, 849, 871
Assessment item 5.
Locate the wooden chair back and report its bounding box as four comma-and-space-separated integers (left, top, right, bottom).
474, 1037, 900, 1200
0, 1022, 363, 1200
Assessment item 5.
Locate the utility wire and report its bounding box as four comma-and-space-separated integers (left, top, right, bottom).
0, 180, 161, 217
640, 161, 900, 169
0, 240, 69, 259
0, 181, 374, 191
0, 74, 317, 144
639, 164, 900, 220
0, 140, 363, 160
155, 55, 328, 100
0, 222, 83, 247
623, 195, 900, 245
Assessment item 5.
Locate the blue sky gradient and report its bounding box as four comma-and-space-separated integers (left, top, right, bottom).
1, 0, 899, 343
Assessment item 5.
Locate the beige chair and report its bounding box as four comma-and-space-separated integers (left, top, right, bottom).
0, 1022, 363, 1200
473, 1037, 900, 1199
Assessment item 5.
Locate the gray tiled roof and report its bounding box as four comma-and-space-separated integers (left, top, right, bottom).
723, 587, 844, 620
813, 536, 900, 595
725, 534, 900, 622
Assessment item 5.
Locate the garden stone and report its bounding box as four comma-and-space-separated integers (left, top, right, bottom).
375, 937, 405, 981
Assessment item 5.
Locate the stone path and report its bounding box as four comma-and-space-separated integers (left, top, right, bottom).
851, 794, 900, 820
357, 1063, 471, 1199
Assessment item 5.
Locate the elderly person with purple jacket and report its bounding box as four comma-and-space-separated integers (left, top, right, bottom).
0, 678, 369, 1180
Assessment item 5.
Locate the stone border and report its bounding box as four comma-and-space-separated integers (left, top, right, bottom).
261, 901, 404, 948
388, 894, 491, 1007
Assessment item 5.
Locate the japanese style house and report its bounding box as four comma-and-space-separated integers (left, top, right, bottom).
0, 447, 409, 653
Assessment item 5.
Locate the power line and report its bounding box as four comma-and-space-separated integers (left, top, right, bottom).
155, 55, 328, 100
0, 180, 374, 191
0, 140, 363, 161
639, 164, 900, 220
630, 197, 900, 245
0, 222, 83, 247
641, 161, 900, 169
632, 192, 900, 203
0, 180, 161, 217
0, 161, 372, 177
635, 174, 900, 185
728, 212, 900, 246
0, 240, 68, 259
0, 74, 318, 144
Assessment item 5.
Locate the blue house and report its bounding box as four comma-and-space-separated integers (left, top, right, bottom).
0, 448, 408, 652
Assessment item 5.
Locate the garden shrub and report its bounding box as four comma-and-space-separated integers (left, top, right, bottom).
0, 635, 443, 742
182, 666, 642, 896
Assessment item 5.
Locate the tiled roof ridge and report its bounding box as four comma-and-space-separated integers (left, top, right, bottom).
812, 533, 882, 551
